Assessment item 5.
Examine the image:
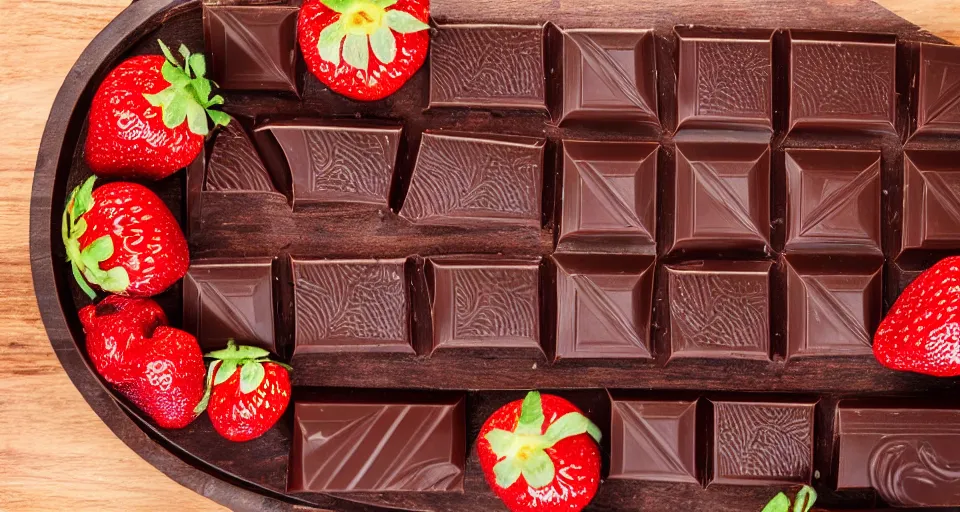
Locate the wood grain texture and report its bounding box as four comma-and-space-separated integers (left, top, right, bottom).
3, 1, 959, 511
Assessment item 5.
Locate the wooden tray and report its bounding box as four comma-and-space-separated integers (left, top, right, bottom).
29, 0, 958, 510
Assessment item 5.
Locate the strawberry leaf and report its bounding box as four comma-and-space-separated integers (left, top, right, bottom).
793, 486, 817, 512
73, 176, 96, 218
370, 26, 396, 64
383, 9, 429, 33
207, 110, 231, 127
319, 0, 351, 13
214, 360, 238, 385
188, 53, 206, 78
79, 235, 114, 271
192, 78, 212, 105
239, 361, 265, 394
543, 412, 602, 446
144, 88, 177, 108
515, 391, 544, 435
342, 32, 369, 72
146, 41, 227, 136
206, 342, 270, 361
161, 60, 189, 87
73, 218, 87, 239
372, 0, 397, 7
492, 458, 522, 488
185, 101, 209, 137
162, 95, 189, 129
318, 20, 347, 66
484, 429, 517, 458
71, 264, 97, 299
520, 449, 555, 488
158, 39, 177, 64
98, 266, 131, 293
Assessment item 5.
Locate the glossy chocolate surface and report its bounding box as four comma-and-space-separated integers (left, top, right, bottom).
182, 258, 277, 353
900, 149, 960, 255
206, 122, 279, 193
837, 407, 960, 507
430, 24, 546, 110
288, 395, 466, 492
609, 399, 698, 483
202, 4, 299, 93
914, 43, 960, 138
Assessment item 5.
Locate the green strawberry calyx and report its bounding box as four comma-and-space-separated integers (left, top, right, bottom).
762, 485, 817, 512
61, 176, 130, 299
316, 0, 429, 72
194, 340, 292, 414
143, 40, 230, 137
483, 391, 601, 490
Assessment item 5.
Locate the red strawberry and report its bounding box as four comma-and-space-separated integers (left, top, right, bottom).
298, 0, 430, 101
85, 40, 229, 180
79, 295, 168, 384
62, 176, 189, 298
477, 391, 602, 512
118, 326, 207, 429
875, 256, 960, 377
198, 341, 292, 442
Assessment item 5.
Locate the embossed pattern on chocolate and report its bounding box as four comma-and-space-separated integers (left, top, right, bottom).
206, 122, 278, 193
430, 24, 546, 110
291, 259, 412, 355
669, 141, 771, 254
428, 257, 541, 353
182, 259, 276, 353
784, 148, 882, 256
915, 43, 960, 138
711, 401, 815, 485
785, 261, 881, 358
676, 29, 773, 131
400, 132, 544, 226
610, 400, 698, 483
558, 140, 658, 254
901, 150, 960, 255
837, 407, 960, 507
667, 261, 771, 360
557, 29, 659, 126
788, 31, 896, 133
288, 396, 466, 492
258, 121, 402, 208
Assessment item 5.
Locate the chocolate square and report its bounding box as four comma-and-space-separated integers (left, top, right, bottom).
206, 122, 280, 194
288, 395, 466, 492
676, 29, 774, 131
901, 150, 960, 254
710, 401, 815, 485
609, 399, 698, 483
554, 255, 655, 359
291, 258, 412, 355
429, 24, 546, 110
558, 140, 658, 254
784, 148, 882, 256
556, 29, 659, 127
427, 257, 541, 354
785, 259, 881, 359
185, 148, 205, 238
183, 258, 276, 353
666, 261, 771, 360
914, 43, 960, 138
399, 132, 545, 226
202, 5, 299, 93
668, 141, 771, 254
788, 31, 896, 134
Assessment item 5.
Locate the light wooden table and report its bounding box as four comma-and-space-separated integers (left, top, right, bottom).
0, 1, 957, 510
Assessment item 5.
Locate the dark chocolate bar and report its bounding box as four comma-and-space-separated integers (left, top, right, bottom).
900, 150, 960, 256
206, 122, 279, 193
913, 43, 960, 138
429, 24, 546, 110
609, 399, 698, 483
185, 149, 205, 238
288, 395, 466, 492
291, 258, 412, 355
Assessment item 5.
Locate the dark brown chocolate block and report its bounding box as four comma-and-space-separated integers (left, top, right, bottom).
291, 258, 412, 355
837, 407, 960, 507
202, 4, 299, 93
609, 399, 698, 483
913, 43, 960, 138
429, 24, 546, 110
675, 28, 774, 132
554, 255, 655, 359
710, 400, 815, 485
556, 28, 659, 127
288, 395, 466, 492
256, 120, 402, 208
399, 132, 544, 226
668, 140, 771, 254
900, 150, 960, 255
783, 148, 882, 256
427, 256, 541, 354
206, 122, 280, 193
557, 140, 658, 254
185, 149, 205, 238
183, 258, 276, 353
666, 261, 772, 360
785, 259, 881, 359
788, 31, 896, 134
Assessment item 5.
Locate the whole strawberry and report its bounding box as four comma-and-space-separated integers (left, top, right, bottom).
85, 40, 229, 180
79, 295, 168, 384
298, 0, 430, 101
62, 176, 189, 298
875, 256, 960, 377
198, 341, 291, 442
477, 391, 601, 512
119, 326, 207, 429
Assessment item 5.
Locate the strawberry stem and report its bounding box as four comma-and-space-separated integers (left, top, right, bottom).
201, 339, 290, 396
